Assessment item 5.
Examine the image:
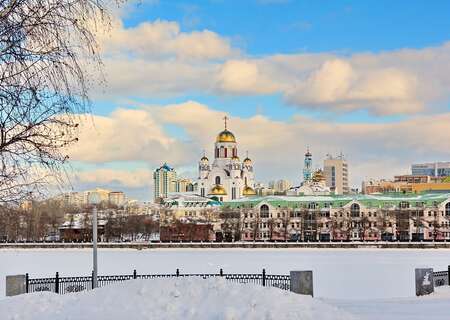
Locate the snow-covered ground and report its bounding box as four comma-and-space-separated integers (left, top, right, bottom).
0, 277, 356, 320
1, 277, 449, 320
327, 287, 450, 320
1, 248, 449, 300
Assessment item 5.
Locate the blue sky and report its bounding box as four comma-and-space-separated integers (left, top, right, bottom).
93, 0, 450, 121
124, 1, 450, 54
68, 0, 450, 200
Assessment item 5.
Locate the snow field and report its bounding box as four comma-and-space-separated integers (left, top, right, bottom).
1, 248, 450, 299
0, 277, 357, 320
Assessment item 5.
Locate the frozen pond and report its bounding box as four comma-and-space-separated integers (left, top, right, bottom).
1, 248, 449, 299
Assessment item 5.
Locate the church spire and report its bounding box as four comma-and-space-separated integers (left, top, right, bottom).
223, 115, 228, 130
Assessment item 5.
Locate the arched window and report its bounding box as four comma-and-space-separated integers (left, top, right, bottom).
260, 204, 270, 218
446, 202, 450, 216
220, 146, 224, 157
350, 203, 360, 217
215, 176, 221, 185
399, 201, 410, 209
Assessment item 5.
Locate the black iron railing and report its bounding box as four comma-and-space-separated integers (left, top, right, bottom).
26, 269, 290, 294
433, 266, 450, 287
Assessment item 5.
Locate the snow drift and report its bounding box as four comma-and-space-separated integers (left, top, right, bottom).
0, 277, 356, 320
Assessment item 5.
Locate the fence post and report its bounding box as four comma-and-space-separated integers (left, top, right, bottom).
5, 275, 26, 296
220, 268, 223, 277
133, 269, 137, 279
176, 268, 180, 277
25, 273, 29, 293
290, 271, 314, 297
91, 270, 94, 289
262, 269, 266, 287
55, 272, 59, 294
415, 268, 434, 296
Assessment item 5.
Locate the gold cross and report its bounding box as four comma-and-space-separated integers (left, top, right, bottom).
223, 115, 228, 130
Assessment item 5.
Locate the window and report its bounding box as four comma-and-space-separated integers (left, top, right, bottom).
350, 203, 360, 217
215, 176, 221, 185
446, 202, 450, 216
399, 201, 410, 209
308, 202, 317, 210
260, 204, 270, 218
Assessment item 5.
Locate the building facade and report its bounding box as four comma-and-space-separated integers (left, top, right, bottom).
324, 154, 349, 195
108, 191, 126, 207
412, 162, 450, 177
224, 193, 450, 242
153, 163, 177, 201
197, 118, 256, 201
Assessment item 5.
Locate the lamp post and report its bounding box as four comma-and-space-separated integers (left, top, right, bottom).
92, 204, 98, 288
89, 192, 100, 289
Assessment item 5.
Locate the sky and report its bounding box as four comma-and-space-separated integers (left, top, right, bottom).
67, 0, 450, 201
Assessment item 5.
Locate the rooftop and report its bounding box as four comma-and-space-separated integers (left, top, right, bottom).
224, 192, 450, 209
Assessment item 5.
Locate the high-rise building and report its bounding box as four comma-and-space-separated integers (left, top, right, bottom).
153, 163, 177, 201
86, 188, 111, 204
303, 148, 312, 182
274, 179, 292, 193
108, 191, 126, 207
411, 162, 450, 177
324, 154, 349, 195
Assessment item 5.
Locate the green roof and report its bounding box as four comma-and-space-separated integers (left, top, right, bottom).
223, 192, 450, 209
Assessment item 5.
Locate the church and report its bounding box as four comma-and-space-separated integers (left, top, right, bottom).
197, 117, 256, 201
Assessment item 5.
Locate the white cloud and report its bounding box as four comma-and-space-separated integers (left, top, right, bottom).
94, 16, 450, 115
216, 60, 280, 94
67, 108, 194, 166
286, 59, 422, 115
74, 168, 152, 188
99, 19, 235, 60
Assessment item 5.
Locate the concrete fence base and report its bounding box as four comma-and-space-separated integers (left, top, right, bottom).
6, 275, 26, 296
415, 268, 434, 296
290, 271, 314, 296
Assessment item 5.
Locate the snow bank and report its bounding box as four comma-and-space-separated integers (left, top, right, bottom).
0, 278, 357, 320
326, 286, 450, 320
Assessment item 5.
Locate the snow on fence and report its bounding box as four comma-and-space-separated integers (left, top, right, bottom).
433, 268, 450, 287
24, 269, 291, 295
415, 266, 450, 296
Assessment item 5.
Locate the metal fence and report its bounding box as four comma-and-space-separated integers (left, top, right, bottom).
26, 269, 290, 294
433, 267, 450, 287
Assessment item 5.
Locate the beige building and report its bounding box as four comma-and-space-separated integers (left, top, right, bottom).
324, 154, 349, 195
274, 180, 292, 194
86, 188, 111, 204
176, 178, 194, 193
108, 191, 126, 207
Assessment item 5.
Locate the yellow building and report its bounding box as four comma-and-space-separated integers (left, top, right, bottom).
411, 183, 450, 193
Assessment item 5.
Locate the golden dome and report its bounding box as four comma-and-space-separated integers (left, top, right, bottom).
208, 184, 227, 196
232, 155, 240, 161
200, 155, 209, 162
243, 157, 252, 164
216, 130, 236, 143
312, 169, 325, 182
242, 186, 256, 196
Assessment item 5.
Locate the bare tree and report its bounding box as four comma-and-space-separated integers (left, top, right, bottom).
0, 0, 115, 203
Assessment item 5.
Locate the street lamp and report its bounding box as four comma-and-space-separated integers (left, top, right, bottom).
89, 194, 100, 289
